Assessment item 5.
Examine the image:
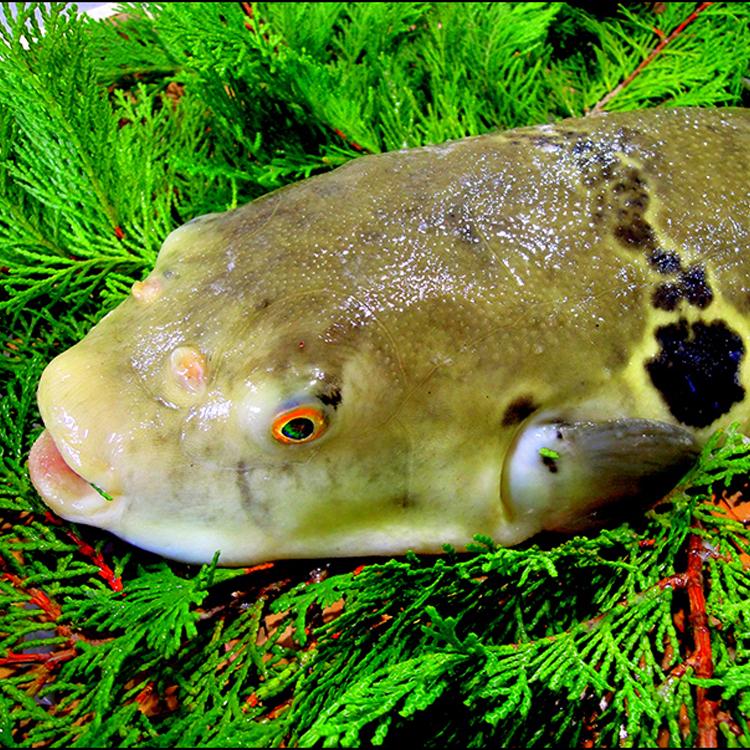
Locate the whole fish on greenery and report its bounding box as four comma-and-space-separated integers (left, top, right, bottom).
4, 2, 750, 748
28, 107, 750, 565
25, 109, 750, 564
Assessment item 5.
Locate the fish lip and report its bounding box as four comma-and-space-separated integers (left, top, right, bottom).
28, 429, 121, 523
34, 427, 91, 480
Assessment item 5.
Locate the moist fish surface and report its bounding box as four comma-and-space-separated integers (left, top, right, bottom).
28, 107, 750, 564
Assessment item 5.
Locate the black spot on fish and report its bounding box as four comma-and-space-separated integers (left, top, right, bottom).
612, 168, 648, 208
614, 217, 657, 251
681, 265, 713, 309
653, 282, 682, 311
648, 249, 682, 275
394, 493, 413, 509
319, 385, 342, 410
646, 319, 745, 428
502, 395, 538, 426
541, 454, 559, 474
650, 264, 713, 312
602, 166, 657, 252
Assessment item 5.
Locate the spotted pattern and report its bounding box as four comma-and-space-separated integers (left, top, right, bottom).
653, 265, 713, 311
648, 249, 682, 275
652, 282, 682, 312
524, 129, 661, 255
680, 265, 714, 309
537, 128, 737, 429
521, 127, 736, 428
607, 168, 657, 252
586, 150, 715, 315
318, 384, 343, 410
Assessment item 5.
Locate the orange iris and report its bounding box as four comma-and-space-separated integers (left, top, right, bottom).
271, 406, 328, 444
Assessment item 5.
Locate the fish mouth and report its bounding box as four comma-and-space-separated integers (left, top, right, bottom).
28, 430, 122, 524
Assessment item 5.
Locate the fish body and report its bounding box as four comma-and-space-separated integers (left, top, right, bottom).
29, 108, 750, 564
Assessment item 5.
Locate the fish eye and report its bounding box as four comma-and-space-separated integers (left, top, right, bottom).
271, 405, 328, 444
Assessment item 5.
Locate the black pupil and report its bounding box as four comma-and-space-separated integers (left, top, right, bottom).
281, 417, 315, 441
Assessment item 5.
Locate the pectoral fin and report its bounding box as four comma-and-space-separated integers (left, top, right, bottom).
502, 417, 699, 533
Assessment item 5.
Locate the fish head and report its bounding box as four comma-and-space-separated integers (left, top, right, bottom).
30, 197, 421, 565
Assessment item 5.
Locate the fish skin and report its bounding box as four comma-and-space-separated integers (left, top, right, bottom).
28, 107, 750, 564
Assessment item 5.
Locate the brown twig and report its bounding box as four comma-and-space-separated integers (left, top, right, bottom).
331, 128, 370, 154
63, 528, 123, 592
571, 528, 719, 747
1, 572, 62, 622
589, 2, 714, 115
685, 533, 719, 748
239, 2, 255, 32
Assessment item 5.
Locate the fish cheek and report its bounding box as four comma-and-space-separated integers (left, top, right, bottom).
265, 435, 413, 539
233, 385, 412, 537
179, 390, 245, 469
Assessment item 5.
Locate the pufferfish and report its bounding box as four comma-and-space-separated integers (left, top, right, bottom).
28, 107, 750, 565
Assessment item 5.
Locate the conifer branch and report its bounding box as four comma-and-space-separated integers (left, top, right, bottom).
590, 2, 714, 114
0, 17, 120, 232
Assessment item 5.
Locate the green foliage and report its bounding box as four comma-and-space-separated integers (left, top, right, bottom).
547, 2, 750, 114
1, 1, 749, 746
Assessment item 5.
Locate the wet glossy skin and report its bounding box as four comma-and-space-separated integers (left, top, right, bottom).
29, 108, 750, 564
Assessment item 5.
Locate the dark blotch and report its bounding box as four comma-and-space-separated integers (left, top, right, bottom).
614, 217, 656, 251
653, 283, 682, 311
502, 395, 538, 426
541, 454, 559, 474
530, 135, 564, 151
394, 493, 412, 508
648, 249, 682, 275
612, 169, 647, 201
646, 319, 745, 428
606, 167, 656, 251
572, 137, 600, 160
681, 265, 713, 309
319, 386, 342, 410
572, 137, 618, 185
650, 264, 713, 312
